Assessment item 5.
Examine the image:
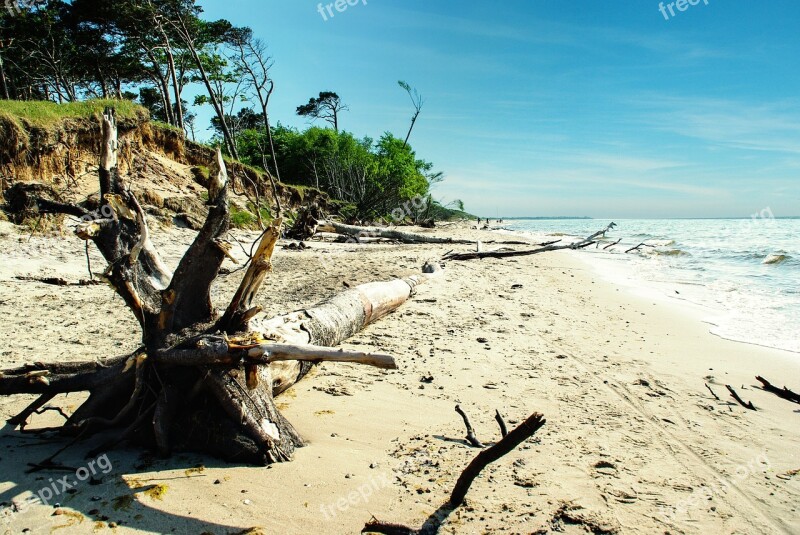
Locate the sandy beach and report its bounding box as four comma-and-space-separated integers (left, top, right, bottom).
0, 220, 798, 535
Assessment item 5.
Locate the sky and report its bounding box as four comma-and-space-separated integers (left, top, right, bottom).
196, 0, 800, 218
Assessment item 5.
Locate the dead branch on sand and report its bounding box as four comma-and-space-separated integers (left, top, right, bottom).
455, 404, 484, 448
726, 385, 757, 411
363, 412, 546, 535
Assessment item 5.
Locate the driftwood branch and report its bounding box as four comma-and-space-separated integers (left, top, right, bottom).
219, 218, 281, 332
155, 340, 397, 371
495, 410, 508, 437
7, 393, 57, 426
625, 242, 655, 254
755, 376, 800, 404
363, 412, 547, 535
455, 404, 484, 448
161, 147, 231, 332
247, 343, 397, 370
726, 385, 757, 411
705, 383, 721, 401
443, 223, 616, 261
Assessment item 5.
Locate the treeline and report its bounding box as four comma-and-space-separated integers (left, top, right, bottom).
1, 1, 462, 221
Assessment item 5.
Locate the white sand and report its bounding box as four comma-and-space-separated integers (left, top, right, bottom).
0, 220, 798, 534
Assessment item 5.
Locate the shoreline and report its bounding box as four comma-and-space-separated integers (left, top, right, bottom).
495, 222, 800, 356
568, 247, 800, 361
0, 220, 798, 534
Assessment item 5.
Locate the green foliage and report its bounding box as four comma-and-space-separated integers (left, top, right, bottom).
229, 201, 272, 230
234, 123, 441, 220
423, 198, 475, 221
0, 2, 464, 221
296, 91, 346, 131
229, 204, 257, 229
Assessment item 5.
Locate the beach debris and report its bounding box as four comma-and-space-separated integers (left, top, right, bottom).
442, 223, 616, 261
762, 253, 788, 265
776, 468, 800, 481
318, 219, 471, 244
625, 242, 656, 254
455, 405, 484, 448
282, 241, 309, 251
363, 412, 546, 535
726, 385, 757, 411
603, 238, 622, 250
0, 109, 446, 467
705, 383, 721, 401
494, 410, 508, 437
754, 376, 800, 404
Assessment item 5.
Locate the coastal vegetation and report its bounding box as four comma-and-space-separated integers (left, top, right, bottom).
0, 0, 467, 222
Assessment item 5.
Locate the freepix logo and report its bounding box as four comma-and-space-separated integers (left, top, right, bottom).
5, 0, 43, 16
2, 454, 113, 525
317, 0, 368, 22
658, 0, 709, 21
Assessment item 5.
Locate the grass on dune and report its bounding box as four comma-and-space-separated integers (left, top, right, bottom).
0, 99, 148, 130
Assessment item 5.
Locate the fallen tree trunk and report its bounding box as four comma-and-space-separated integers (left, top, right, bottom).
0, 108, 443, 467
317, 220, 475, 244
442, 223, 616, 261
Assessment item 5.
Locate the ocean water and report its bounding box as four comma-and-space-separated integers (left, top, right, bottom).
502, 218, 800, 354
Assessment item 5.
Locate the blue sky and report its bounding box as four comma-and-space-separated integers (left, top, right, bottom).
197, 0, 800, 218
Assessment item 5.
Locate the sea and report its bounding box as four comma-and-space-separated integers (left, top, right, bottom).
502, 218, 800, 354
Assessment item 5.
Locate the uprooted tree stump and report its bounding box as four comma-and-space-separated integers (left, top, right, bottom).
0, 108, 441, 466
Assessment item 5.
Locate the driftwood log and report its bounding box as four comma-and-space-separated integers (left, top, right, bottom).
442, 223, 616, 261
363, 412, 547, 535
0, 108, 442, 466
317, 220, 473, 244
755, 376, 800, 405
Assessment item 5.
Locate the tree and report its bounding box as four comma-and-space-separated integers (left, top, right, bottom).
296, 91, 347, 132
398, 80, 423, 148
210, 107, 260, 139
161, 0, 240, 158
229, 30, 283, 213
